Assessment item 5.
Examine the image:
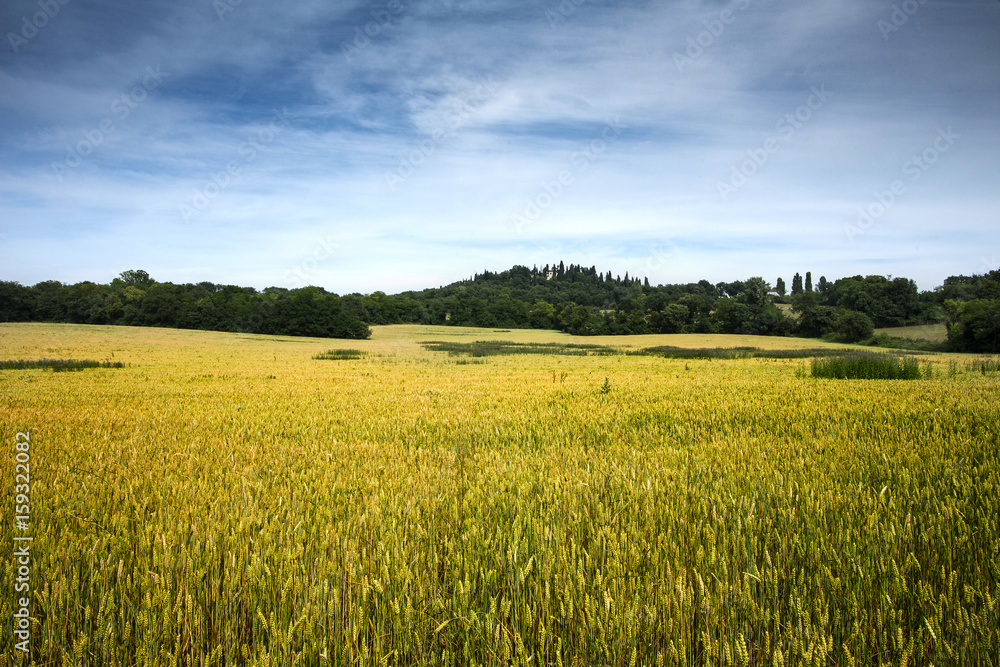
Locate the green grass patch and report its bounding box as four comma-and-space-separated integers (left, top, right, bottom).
0, 359, 125, 372
313, 349, 368, 360
967, 357, 1000, 374
810, 353, 925, 380
860, 332, 946, 352
422, 341, 886, 362
873, 322, 947, 343
633, 346, 858, 360
421, 340, 619, 357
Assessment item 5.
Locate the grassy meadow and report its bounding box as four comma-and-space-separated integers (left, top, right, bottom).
872, 324, 948, 344
1, 323, 999, 666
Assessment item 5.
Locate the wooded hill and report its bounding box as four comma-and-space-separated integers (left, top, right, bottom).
1, 264, 998, 351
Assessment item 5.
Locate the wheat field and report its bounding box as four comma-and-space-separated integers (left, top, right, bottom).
1, 323, 998, 666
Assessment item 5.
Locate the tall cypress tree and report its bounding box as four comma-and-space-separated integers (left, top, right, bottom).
817, 276, 829, 297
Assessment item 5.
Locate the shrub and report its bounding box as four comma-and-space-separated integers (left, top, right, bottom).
0, 358, 125, 372
835, 310, 874, 343
635, 346, 861, 360
313, 349, 367, 360
966, 357, 1000, 374
421, 340, 617, 357
810, 353, 922, 379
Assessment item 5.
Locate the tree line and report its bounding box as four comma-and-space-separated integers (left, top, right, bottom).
0, 270, 371, 339
1, 264, 997, 352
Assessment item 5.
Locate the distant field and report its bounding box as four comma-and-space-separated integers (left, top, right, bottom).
874, 322, 948, 342
1, 323, 997, 665
376, 323, 859, 352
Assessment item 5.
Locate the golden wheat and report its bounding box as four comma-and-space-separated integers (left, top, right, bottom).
1, 323, 997, 665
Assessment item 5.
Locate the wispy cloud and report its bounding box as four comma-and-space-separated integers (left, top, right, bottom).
1, 0, 998, 292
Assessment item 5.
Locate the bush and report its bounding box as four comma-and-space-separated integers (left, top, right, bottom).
945, 298, 1000, 353
0, 359, 125, 372
966, 357, 1000, 374
810, 353, 922, 380
636, 346, 858, 360
313, 349, 367, 360
835, 310, 874, 343
420, 340, 616, 357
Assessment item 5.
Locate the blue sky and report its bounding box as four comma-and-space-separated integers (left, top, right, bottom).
1, 0, 998, 293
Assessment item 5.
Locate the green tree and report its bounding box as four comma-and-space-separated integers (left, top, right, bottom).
529, 301, 556, 329
29, 281, 68, 321
64, 282, 108, 324
679, 293, 715, 331
775, 277, 786, 297
617, 284, 646, 315
817, 276, 830, 301
737, 277, 769, 308
139, 283, 185, 327
713, 298, 754, 334
945, 299, 1000, 352
650, 303, 689, 334
723, 280, 745, 298
835, 310, 874, 343
116, 269, 154, 287
0, 281, 32, 321
830, 275, 920, 328
793, 291, 837, 338
261, 287, 371, 339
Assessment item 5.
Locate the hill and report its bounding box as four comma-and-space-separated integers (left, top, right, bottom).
1, 264, 998, 351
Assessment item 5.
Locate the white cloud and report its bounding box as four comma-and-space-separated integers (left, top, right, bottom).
1, 0, 998, 293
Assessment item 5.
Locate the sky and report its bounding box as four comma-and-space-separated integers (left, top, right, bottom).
1, 0, 998, 294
